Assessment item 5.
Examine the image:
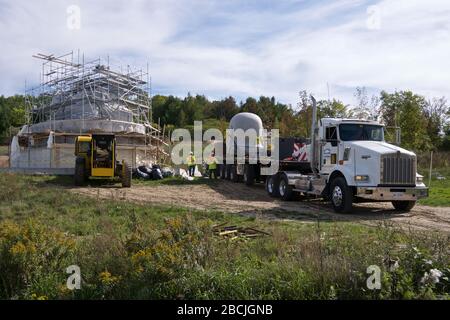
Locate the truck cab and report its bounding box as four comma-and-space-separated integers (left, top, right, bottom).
262, 96, 428, 213
316, 118, 428, 212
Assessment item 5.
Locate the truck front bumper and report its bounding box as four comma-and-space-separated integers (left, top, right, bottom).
356, 186, 428, 201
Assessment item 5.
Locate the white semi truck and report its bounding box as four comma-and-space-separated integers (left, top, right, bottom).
218, 96, 428, 213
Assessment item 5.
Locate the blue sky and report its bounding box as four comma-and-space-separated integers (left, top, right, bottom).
0, 0, 449, 107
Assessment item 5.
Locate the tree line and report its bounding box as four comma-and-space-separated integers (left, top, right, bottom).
1, 87, 449, 152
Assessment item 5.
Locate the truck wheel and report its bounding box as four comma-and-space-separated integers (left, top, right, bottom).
392, 201, 416, 212
243, 164, 255, 186
230, 165, 239, 183
225, 165, 231, 180
219, 164, 226, 179
330, 177, 353, 213
74, 157, 86, 186
122, 162, 132, 188
266, 175, 280, 197
279, 174, 294, 201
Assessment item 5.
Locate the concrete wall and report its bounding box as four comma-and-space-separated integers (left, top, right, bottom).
11, 140, 155, 171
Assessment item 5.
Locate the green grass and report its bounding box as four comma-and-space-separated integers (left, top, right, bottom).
418, 168, 450, 207
0, 173, 449, 300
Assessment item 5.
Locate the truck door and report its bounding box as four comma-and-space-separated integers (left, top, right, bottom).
321, 126, 338, 174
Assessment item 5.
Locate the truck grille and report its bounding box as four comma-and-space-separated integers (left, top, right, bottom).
381, 153, 416, 185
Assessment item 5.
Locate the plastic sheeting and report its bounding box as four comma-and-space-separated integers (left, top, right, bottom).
51, 89, 133, 122
25, 119, 146, 135
10, 133, 153, 170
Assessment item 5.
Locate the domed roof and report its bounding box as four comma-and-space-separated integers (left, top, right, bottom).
229, 112, 263, 132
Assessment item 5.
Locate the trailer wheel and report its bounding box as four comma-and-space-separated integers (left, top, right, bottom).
74, 157, 86, 186
279, 174, 294, 201
243, 164, 255, 186
218, 164, 226, 179
225, 164, 233, 180
392, 201, 416, 212
230, 165, 239, 182
330, 177, 353, 213
266, 174, 280, 197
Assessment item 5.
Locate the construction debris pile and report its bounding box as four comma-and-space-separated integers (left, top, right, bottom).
213, 223, 271, 241
134, 165, 174, 180
10, 51, 168, 173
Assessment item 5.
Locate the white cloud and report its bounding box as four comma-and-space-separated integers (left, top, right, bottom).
0, 0, 449, 106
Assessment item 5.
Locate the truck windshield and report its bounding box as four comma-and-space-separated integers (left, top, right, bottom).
79, 141, 91, 153
339, 124, 383, 141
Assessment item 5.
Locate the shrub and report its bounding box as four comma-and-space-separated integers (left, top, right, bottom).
0, 220, 77, 299
128, 215, 215, 298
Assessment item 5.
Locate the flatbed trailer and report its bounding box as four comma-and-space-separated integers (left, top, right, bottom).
216, 96, 428, 213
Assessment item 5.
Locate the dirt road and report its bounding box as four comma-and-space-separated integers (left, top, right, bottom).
71, 180, 450, 233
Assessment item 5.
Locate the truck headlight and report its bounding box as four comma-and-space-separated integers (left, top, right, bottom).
355, 175, 369, 181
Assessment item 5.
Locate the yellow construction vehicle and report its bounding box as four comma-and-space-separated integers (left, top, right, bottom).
74, 133, 132, 187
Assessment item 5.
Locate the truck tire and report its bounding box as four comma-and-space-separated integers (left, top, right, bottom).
74, 157, 86, 186
225, 165, 231, 180
266, 174, 280, 197
243, 164, 255, 186
219, 164, 226, 179
122, 162, 132, 188
279, 174, 294, 201
330, 177, 353, 213
230, 164, 239, 183
392, 201, 416, 212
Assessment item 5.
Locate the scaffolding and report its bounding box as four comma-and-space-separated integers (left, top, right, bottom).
26, 51, 153, 130
10, 51, 168, 172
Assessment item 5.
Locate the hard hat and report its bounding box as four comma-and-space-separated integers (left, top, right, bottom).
190, 151, 193, 155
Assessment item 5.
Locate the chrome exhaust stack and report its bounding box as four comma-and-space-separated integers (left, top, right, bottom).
310, 95, 319, 176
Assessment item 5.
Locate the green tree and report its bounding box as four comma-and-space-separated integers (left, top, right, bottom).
423, 97, 448, 149
353, 87, 380, 119
380, 91, 430, 151
317, 99, 352, 118
209, 96, 238, 121
0, 95, 28, 136
0, 97, 9, 136
151, 95, 168, 124
182, 93, 204, 124
241, 97, 258, 114
441, 122, 450, 151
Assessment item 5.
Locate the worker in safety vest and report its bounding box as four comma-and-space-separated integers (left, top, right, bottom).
207, 152, 218, 179
187, 152, 196, 177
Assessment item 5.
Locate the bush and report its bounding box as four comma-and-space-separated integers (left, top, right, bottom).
127, 215, 215, 298
417, 151, 450, 170
0, 174, 448, 300
0, 220, 76, 299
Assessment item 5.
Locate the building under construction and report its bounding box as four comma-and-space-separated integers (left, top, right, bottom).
10, 51, 167, 173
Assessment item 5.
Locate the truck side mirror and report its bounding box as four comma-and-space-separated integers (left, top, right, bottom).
395, 128, 401, 145
385, 127, 401, 145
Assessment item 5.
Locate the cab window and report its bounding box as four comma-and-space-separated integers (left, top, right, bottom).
79, 141, 91, 153
325, 126, 338, 146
